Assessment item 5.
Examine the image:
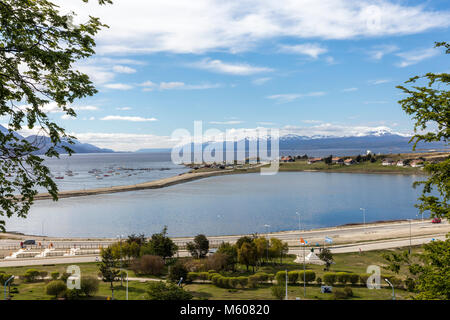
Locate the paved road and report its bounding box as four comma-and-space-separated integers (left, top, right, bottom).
0, 233, 446, 267
1, 219, 448, 250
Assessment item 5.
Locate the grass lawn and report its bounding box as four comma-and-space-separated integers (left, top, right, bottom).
1, 247, 420, 300
184, 283, 409, 300
276, 160, 423, 174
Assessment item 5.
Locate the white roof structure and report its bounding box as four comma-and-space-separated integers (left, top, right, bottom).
294, 251, 325, 265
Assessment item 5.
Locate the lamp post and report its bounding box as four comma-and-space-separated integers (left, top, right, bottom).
285, 269, 288, 300
360, 208, 366, 232
385, 278, 395, 300
4, 276, 14, 300
297, 212, 306, 298
408, 219, 412, 254
264, 224, 270, 263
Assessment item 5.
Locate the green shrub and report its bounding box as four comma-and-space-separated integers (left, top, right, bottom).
230, 277, 240, 288
198, 272, 209, 281
323, 273, 337, 286
248, 275, 259, 288
349, 274, 359, 285
336, 272, 350, 284
168, 261, 188, 283
80, 276, 99, 297
316, 277, 322, 285
60, 272, 71, 283
46, 280, 67, 299
275, 271, 287, 285
333, 289, 347, 300
304, 270, 316, 284
187, 272, 198, 282
23, 269, 40, 283
271, 285, 285, 300
50, 272, 60, 280
237, 276, 248, 288
359, 273, 370, 286
39, 271, 48, 280
288, 271, 298, 284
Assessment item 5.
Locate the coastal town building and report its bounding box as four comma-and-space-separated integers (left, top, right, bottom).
410, 160, 424, 167
396, 160, 405, 167
307, 157, 322, 164
382, 158, 395, 166
332, 157, 344, 164
344, 158, 355, 165
281, 156, 294, 162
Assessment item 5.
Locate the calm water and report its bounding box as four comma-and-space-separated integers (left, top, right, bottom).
5, 172, 427, 238
38, 152, 188, 191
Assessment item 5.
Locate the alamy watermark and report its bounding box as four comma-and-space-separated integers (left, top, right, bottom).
170, 121, 280, 175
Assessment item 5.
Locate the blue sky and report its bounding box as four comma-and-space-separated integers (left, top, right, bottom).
13, 0, 450, 151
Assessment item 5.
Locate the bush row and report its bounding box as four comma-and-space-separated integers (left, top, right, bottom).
323, 272, 402, 287
187, 272, 275, 289
275, 270, 316, 285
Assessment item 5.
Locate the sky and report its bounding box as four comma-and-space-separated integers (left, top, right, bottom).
11, 0, 450, 151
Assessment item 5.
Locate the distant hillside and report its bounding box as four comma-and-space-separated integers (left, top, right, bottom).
24, 135, 114, 154
0, 124, 114, 154
142, 132, 447, 157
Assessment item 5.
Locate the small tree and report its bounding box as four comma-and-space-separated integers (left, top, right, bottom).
80, 276, 100, 297
131, 255, 165, 275
46, 280, 67, 299
146, 281, 193, 300
22, 269, 40, 283
140, 226, 178, 260
50, 272, 60, 280
217, 242, 238, 271
238, 241, 258, 272
98, 247, 120, 299
186, 234, 209, 259
318, 248, 333, 271
168, 261, 188, 284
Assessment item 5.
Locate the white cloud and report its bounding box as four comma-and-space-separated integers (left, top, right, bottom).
57, 0, 450, 54
191, 58, 273, 75
342, 87, 358, 92
59, 123, 410, 151
116, 107, 132, 111
103, 83, 134, 90
100, 115, 157, 122
209, 120, 244, 125
159, 82, 185, 90
267, 91, 326, 103
279, 43, 327, 59
252, 77, 271, 85
140, 80, 221, 91
396, 47, 440, 67
367, 44, 398, 60
112, 65, 137, 74
368, 79, 391, 85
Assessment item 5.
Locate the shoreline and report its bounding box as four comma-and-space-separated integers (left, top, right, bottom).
33, 164, 428, 201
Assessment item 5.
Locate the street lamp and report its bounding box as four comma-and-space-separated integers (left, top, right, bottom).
408, 219, 412, 254
385, 278, 395, 300
296, 211, 306, 298
285, 269, 288, 300
4, 276, 14, 300
296, 212, 302, 232
360, 208, 366, 232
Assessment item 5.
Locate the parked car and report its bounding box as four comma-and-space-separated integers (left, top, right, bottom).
431, 218, 442, 224
23, 239, 36, 245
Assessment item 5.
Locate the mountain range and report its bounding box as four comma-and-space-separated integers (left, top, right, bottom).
0, 124, 114, 154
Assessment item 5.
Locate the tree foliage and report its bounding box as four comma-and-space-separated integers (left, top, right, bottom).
146, 281, 193, 300
140, 226, 178, 260
186, 234, 209, 259
397, 42, 449, 219
0, 0, 110, 231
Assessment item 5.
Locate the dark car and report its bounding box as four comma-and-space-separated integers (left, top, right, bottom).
23, 240, 36, 245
